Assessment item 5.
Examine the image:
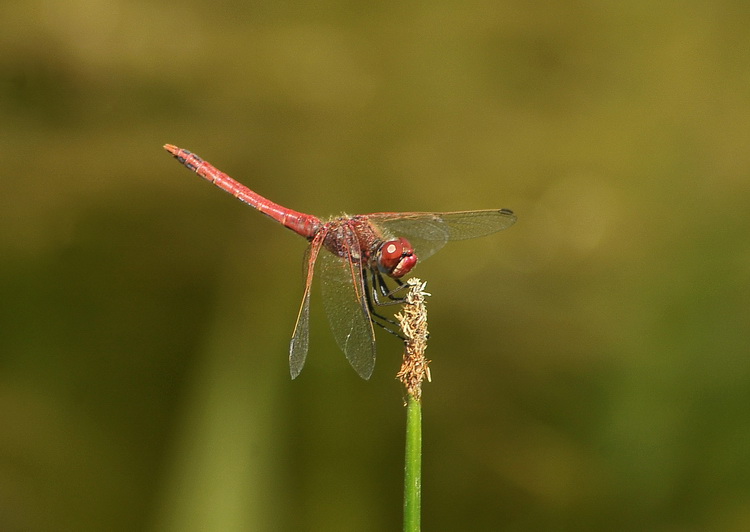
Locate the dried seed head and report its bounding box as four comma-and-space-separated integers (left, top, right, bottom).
396, 278, 431, 401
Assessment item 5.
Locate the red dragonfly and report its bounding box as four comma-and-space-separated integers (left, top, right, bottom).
165, 144, 516, 379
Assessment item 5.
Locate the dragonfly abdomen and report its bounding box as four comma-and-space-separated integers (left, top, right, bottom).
164, 145, 322, 238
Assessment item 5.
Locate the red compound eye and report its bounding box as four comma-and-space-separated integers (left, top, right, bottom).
378, 237, 417, 278
380, 239, 404, 267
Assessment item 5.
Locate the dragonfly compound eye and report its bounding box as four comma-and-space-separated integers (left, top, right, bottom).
379, 237, 418, 278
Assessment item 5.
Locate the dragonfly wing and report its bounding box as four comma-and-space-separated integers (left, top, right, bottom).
369, 209, 517, 261
289, 231, 325, 379
319, 230, 377, 379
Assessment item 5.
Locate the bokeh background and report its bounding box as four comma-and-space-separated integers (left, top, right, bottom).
3, 1, 750, 530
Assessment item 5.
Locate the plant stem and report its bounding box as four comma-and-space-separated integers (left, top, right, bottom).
396, 278, 430, 532
403, 394, 422, 532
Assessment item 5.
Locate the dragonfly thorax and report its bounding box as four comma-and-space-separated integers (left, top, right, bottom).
376, 237, 418, 278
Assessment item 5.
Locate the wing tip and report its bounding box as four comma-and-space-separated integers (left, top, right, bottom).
356, 365, 374, 380
289, 339, 307, 380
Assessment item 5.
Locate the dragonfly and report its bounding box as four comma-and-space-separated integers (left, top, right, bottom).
165, 144, 516, 379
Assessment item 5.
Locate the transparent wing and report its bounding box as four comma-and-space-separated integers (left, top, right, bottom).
289, 231, 325, 379
319, 230, 377, 379
368, 209, 516, 261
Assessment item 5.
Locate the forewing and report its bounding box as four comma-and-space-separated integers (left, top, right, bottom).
289, 231, 325, 379
319, 230, 377, 379
369, 209, 516, 261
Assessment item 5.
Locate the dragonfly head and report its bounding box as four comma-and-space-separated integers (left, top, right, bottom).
377, 237, 418, 278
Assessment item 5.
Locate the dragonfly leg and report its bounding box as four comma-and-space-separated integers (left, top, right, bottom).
370, 270, 431, 342
363, 272, 405, 340
371, 270, 409, 306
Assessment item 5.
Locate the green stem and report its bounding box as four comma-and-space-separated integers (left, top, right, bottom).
403, 394, 422, 532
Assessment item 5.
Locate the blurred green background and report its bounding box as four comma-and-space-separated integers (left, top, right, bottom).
2, 1, 750, 530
